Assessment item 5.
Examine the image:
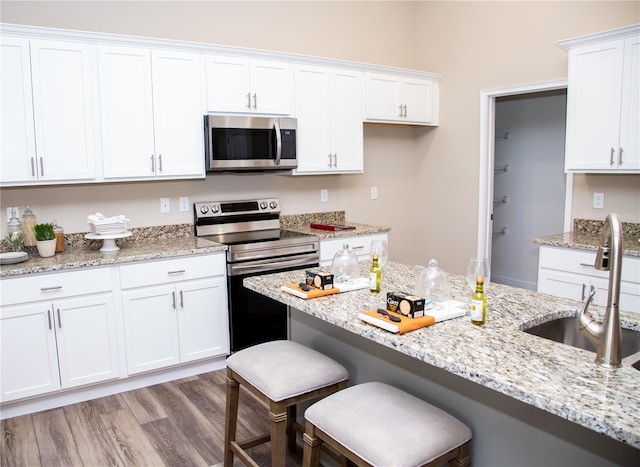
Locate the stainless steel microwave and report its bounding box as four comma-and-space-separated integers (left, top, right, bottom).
204, 115, 297, 172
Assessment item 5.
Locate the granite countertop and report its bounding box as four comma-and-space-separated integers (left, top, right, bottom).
0, 236, 226, 278
243, 261, 640, 448
533, 231, 640, 257
281, 211, 390, 240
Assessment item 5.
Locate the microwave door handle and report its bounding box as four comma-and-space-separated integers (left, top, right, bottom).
273, 121, 282, 166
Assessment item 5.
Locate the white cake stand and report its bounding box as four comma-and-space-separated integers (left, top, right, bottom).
85, 231, 132, 252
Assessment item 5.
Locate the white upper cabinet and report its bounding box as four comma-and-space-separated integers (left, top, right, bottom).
562, 25, 640, 173
99, 46, 204, 180
364, 72, 440, 126
1, 37, 98, 185
293, 65, 363, 174
205, 55, 292, 115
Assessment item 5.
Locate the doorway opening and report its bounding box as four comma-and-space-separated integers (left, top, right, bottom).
477, 80, 572, 289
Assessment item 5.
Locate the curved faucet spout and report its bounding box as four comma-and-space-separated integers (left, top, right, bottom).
577, 213, 623, 368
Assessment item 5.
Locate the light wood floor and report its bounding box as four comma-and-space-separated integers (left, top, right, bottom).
1, 369, 304, 467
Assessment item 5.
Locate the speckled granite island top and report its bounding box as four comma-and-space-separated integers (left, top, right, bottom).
244, 262, 640, 448
533, 231, 640, 257
0, 236, 226, 278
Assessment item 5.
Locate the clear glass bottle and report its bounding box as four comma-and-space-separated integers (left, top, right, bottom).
22, 202, 36, 247
5, 208, 24, 252
470, 276, 487, 326
369, 253, 381, 293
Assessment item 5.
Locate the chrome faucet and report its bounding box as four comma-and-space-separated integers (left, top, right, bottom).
578, 213, 623, 368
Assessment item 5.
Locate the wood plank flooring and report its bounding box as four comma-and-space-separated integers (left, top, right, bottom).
1, 369, 304, 466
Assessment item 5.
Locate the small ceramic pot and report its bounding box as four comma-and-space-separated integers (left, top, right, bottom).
36, 239, 57, 258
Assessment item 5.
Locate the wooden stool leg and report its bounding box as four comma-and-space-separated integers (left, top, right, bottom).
224, 373, 240, 467
450, 441, 471, 467
269, 403, 288, 467
302, 422, 322, 467
286, 404, 297, 453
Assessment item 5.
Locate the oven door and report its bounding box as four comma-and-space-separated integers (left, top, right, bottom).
227, 253, 319, 352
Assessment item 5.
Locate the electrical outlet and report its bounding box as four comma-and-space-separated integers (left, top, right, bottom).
179, 196, 189, 212
160, 197, 170, 213
6, 207, 19, 219
371, 187, 378, 200
593, 192, 604, 209
320, 189, 328, 203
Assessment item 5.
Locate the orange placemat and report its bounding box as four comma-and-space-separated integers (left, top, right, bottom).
358, 309, 436, 334
281, 283, 341, 299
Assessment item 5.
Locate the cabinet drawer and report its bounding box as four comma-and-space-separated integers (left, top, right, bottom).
0, 267, 113, 307
320, 233, 388, 264
119, 254, 225, 289
539, 246, 640, 283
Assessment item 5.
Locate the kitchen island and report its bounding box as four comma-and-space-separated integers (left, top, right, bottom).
244, 262, 640, 466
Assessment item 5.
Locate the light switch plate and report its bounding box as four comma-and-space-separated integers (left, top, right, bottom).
320, 189, 328, 203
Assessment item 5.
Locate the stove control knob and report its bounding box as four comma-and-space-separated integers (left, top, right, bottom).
199, 205, 209, 214
210, 205, 220, 214
259, 201, 268, 210
270, 201, 278, 209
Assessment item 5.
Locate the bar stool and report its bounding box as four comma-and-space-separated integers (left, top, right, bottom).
302, 382, 472, 467
224, 340, 349, 467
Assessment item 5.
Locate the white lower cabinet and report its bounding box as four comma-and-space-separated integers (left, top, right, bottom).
120, 254, 229, 375
320, 233, 389, 266
0, 268, 120, 403
537, 246, 640, 313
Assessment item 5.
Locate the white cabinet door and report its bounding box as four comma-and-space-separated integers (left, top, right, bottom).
0, 37, 37, 183
1, 38, 98, 185
565, 35, 639, 172
151, 50, 204, 177
121, 284, 181, 375
54, 294, 121, 389
177, 276, 229, 362
364, 73, 439, 126
99, 46, 204, 180
205, 55, 291, 115
0, 303, 61, 402
293, 65, 363, 174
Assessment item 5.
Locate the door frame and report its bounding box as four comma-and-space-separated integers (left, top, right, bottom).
477, 79, 571, 261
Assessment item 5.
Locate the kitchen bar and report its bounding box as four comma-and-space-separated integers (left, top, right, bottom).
244, 262, 640, 465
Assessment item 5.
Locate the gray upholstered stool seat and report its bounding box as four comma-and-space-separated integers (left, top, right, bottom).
302, 381, 472, 467
224, 340, 349, 467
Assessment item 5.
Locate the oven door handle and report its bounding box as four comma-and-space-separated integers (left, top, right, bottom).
228, 253, 319, 276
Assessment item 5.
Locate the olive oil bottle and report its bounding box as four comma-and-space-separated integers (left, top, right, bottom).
470, 275, 486, 325
369, 253, 381, 293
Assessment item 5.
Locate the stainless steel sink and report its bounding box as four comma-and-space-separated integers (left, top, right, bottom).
524, 317, 640, 369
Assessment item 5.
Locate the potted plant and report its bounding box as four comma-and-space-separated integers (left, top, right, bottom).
34, 223, 56, 257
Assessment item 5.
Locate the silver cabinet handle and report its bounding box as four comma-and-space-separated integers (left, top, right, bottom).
328, 154, 332, 167
30, 157, 36, 176
180, 290, 184, 308
151, 154, 155, 172
619, 147, 623, 165
353, 245, 365, 250
333, 153, 337, 167
403, 104, 407, 117
581, 283, 586, 301
158, 154, 163, 172
399, 104, 403, 117
39, 157, 45, 177
253, 93, 257, 109
57, 308, 62, 328
47, 310, 52, 330
172, 291, 176, 309
610, 147, 615, 165
41, 285, 63, 291
246, 92, 251, 109
167, 269, 186, 275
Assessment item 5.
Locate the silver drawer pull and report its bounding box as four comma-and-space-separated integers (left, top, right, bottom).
41, 286, 63, 291
352, 245, 365, 250
167, 269, 186, 275
579, 263, 594, 268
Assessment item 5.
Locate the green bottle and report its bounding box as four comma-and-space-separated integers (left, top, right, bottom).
470, 276, 486, 325
369, 253, 381, 293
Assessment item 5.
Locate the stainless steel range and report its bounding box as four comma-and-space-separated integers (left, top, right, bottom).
194, 198, 319, 352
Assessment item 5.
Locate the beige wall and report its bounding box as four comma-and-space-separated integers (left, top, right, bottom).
1, 1, 638, 274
